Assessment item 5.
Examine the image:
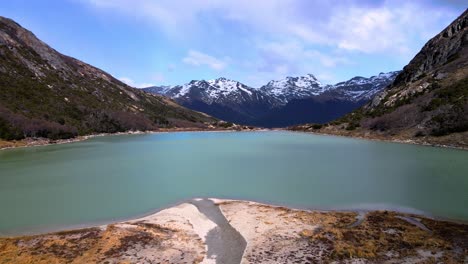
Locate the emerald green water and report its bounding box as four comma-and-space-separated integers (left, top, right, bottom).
1, 131, 467, 235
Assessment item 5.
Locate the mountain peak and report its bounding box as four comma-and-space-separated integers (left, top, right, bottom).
327, 71, 400, 102
283, 73, 318, 83
0, 16, 21, 28
260, 74, 327, 103
306, 73, 318, 81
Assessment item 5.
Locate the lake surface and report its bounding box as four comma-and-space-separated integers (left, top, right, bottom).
1, 131, 468, 235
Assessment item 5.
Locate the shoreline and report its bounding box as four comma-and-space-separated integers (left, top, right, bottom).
1, 198, 467, 263
2, 197, 467, 238
0, 127, 268, 151
2, 126, 466, 152
285, 128, 468, 151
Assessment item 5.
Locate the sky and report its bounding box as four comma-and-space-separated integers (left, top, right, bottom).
0, 1, 466, 88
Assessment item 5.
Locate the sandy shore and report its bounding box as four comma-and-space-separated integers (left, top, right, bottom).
1, 199, 467, 263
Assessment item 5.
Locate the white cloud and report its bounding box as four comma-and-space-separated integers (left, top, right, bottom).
287, 23, 330, 45
182, 50, 227, 71
311, 52, 351, 68
315, 72, 337, 83
81, 0, 459, 55
119, 77, 155, 88
326, 4, 445, 55
82, 0, 462, 86
255, 40, 350, 79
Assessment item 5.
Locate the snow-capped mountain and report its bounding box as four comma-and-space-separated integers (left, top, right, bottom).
323, 71, 400, 102
144, 78, 280, 123
143, 71, 399, 127
260, 74, 330, 104
163, 77, 277, 106
142, 85, 173, 95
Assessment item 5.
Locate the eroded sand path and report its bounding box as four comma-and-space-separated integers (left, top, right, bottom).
190, 198, 247, 264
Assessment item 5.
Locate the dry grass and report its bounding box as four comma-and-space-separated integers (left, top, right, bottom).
0, 140, 27, 149
1, 205, 467, 263
299, 211, 468, 262
0, 222, 204, 264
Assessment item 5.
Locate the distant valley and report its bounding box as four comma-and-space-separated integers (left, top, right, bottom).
143, 72, 399, 127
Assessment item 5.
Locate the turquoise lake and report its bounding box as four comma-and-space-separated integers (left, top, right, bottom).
1, 131, 467, 236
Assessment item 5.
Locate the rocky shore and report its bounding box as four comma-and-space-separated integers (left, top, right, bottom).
1, 199, 467, 263
287, 126, 468, 151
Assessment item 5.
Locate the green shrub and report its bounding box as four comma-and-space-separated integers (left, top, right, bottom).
346, 123, 357, 131
311, 124, 323, 129
421, 98, 444, 112
218, 122, 234, 128
0, 117, 24, 140
414, 131, 425, 137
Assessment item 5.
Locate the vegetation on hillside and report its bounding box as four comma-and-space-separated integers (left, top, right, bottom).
289, 9, 468, 148
0, 17, 217, 141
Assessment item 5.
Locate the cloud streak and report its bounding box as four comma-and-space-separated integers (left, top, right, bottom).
82, 0, 459, 53
183, 50, 228, 71
119, 77, 155, 88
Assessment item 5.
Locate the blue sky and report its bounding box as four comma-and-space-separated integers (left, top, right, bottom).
1, 1, 465, 87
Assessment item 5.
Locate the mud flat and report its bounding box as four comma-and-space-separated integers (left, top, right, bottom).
1, 199, 467, 263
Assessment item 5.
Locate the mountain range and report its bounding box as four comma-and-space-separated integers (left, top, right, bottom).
143, 72, 399, 127
292, 8, 468, 148
1, 7, 466, 148
0, 16, 218, 141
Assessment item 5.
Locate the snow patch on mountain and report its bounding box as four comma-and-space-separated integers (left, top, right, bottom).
143, 71, 399, 106
327, 71, 400, 101
259, 74, 331, 104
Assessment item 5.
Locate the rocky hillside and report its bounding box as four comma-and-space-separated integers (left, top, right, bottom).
322, 72, 400, 102
0, 17, 217, 141
291, 9, 468, 148
144, 72, 397, 127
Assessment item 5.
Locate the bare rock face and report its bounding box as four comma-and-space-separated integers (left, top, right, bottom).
0, 17, 71, 76
391, 9, 468, 87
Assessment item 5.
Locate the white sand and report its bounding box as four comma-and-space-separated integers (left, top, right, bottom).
130, 202, 218, 264
215, 200, 321, 263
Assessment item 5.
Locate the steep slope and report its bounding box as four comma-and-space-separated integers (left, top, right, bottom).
291, 9, 468, 148
144, 73, 397, 127
0, 17, 216, 140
